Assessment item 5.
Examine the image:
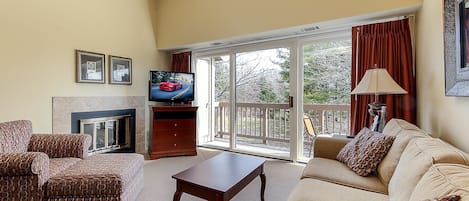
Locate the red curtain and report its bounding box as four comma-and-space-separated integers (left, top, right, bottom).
350, 18, 416, 136
171, 51, 192, 72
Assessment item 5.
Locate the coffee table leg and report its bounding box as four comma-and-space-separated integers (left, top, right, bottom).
260, 172, 266, 201
173, 182, 183, 201
173, 190, 182, 201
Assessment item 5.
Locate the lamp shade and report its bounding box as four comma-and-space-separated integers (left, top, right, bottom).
351, 68, 407, 95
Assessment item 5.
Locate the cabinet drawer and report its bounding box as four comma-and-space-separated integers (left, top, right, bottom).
153, 135, 194, 145
153, 119, 195, 130
154, 130, 193, 140
152, 141, 195, 151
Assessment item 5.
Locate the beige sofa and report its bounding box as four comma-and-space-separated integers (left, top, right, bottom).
287, 119, 469, 201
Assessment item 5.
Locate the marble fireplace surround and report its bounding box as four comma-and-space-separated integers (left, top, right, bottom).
52, 96, 146, 153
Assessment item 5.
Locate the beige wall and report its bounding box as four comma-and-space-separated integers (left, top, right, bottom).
4, 0, 466, 153
0, 0, 170, 132
155, 0, 422, 49
416, 0, 469, 153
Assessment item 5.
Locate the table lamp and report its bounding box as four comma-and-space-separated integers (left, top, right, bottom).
351, 66, 407, 133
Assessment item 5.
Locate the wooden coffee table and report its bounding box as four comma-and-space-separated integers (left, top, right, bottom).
172, 152, 266, 201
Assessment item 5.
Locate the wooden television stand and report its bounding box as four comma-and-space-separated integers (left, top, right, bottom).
149, 105, 198, 159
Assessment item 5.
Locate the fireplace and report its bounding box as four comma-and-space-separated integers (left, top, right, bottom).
71, 109, 135, 153
53, 96, 145, 153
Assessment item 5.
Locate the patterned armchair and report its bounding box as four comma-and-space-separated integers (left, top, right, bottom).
0, 120, 91, 200
0, 120, 143, 201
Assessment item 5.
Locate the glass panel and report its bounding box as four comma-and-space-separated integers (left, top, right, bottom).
96, 122, 106, 149
196, 55, 231, 148
83, 123, 95, 151
235, 48, 290, 158
195, 58, 212, 145
301, 39, 352, 159
118, 118, 129, 148
107, 120, 117, 146
213, 55, 231, 148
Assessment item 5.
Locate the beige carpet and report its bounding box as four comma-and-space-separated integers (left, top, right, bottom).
136, 148, 305, 201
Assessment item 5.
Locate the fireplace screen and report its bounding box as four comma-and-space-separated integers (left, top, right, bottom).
80, 115, 131, 153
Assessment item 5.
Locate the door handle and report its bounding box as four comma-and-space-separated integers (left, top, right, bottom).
288, 96, 293, 108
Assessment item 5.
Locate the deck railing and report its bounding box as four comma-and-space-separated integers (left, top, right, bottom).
214, 102, 350, 144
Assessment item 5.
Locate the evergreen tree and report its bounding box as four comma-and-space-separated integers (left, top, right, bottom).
276, 40, 351, 105
258, 77, 278, 103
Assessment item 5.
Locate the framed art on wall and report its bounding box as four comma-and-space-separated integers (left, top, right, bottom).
109, 55, 132, 85
76, 50, 105, 83
444, 0, 469, 96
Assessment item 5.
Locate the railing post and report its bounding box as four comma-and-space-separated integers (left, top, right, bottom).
214, 106, 218, 140
318, 110, 324, 133
219, 105, 224, 138
262, 107, 268, 144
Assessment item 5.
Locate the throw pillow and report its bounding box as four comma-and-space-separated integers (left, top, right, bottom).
423, 195, 461, 201
337, 127, 395, 176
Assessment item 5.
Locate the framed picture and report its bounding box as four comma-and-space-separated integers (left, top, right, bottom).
444, 0, 469, 96
109, 55, 132, 85
76, 50, 105, 83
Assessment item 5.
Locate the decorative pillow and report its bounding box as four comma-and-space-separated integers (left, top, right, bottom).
337, 127, 395, 176
423, 195, 461, 201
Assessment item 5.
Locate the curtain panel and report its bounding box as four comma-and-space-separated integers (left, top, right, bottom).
350, 18, 416, 136
171, 51, 192, 72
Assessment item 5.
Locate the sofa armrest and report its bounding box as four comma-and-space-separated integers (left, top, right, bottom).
313, 136, 351, 160
0, 152, 49, 179
28, 134, 91, 159
0, 152, 49, 200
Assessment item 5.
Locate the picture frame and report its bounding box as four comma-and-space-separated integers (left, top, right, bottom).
76, 50, 106, 83
444, 0, 469, 96
109, 55, 132, 85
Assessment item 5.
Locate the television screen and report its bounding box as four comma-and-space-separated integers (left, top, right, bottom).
149, 70, 195, 102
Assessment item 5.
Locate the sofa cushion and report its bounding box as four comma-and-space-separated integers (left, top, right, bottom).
287, 179, 388, 201
0, 120, 32, 153
409, 164, 469, 201
337, 127, 395, 176
47, 153, 143, 198
378, 129, 427, 186
302, 157, 387, 194
47, 174, 122, 198
49, 158, 80, 178
388, 138, 469, 201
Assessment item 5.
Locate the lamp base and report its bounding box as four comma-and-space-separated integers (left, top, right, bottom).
368, 102, 387, 133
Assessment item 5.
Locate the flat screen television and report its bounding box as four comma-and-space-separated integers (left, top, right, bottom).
148, 70, 195, 103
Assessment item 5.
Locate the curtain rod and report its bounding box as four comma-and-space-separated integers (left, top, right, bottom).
175, 14, 414, 53
353, 15, 413, 27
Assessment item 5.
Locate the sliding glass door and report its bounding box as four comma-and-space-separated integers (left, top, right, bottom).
194, 32, 352, 161
195, 47, 292, 159
234, 48, 291, 158
299, 37, 352, 161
